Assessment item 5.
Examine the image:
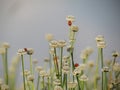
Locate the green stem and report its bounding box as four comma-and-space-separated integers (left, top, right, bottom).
71, 52, 75, 82
54, 48, 59, 79
94, 48, 100, 89
21, 55, 26, 90
29, 55, 33, 74
5, 48, 9, 85
48, 77, 50, 90
104, 72, 108, 90
60, 47, 63, 85
36, 74, 40, 90
65, 74, 67, 90
1, 54, 6, 83
43, 76, 45, 90
100, 48, 104, 90
76, 75, 81, 90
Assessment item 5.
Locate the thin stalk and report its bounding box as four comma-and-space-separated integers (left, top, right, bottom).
54, 48, 59, 79
42, 76, 45, 90
104, 72, 108, 90
4, 48, 9, 85
21, 55, 26, 90
1, 54, 6, 83
100, 48, 104, 90
36, 74, 40, 90
60, 47, 63, 85
29, 55, 33, 74
65, 74, 67, 90
71, 52, 75, 82
76, 75, 81, 90
48, 77, 50, 90
94, 48, 100, 89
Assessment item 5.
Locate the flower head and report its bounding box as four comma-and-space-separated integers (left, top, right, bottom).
32, 59, 38, 64
70, 25, 79, 32
26, 48, 34, 55
35, 66, 43, 72
45, 33, 54, 42
44, 57, 50, 62
101, 66, 110, 72
17, 49, 27, 55
73, 66, 81, 76
95, 35, 104, 42
62, 64, 70, 74
68, 82, 77, 89
39, 70, 46, 77
54, 79, 61, 85
58, 40, 66, 47
49, 40, 58, 48
97, 41, 106, 48
2, 42, 10, 48
112, 51, 119, 57
54, 85, 63, 90
27, 75, 34, 82
79, 74, 88, 82
66, 15, 75, 22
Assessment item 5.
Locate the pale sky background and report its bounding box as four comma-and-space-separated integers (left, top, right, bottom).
0, 0, 120, 87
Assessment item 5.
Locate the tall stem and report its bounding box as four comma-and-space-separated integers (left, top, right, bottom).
36, 74, 40, 90
5, 48, 9, 85
29, 55, 33, 74
21, 55, 26, 90
60, 47, 63, 84
100, 48, 104, 90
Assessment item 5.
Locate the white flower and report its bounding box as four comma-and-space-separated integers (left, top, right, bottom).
87, 61, 95, 68
62, 65, 70, 74
112, 51, 119, 57
54, 85, 63, 90
68, 82, 77, 89
79, 74, 88, 82
70, 25, 79, 32
63, 56, 70, 62
45, 33, 54, 42
66, 15, 75, 22
17, 49, 26, 55
95, 35, 104, 42
58, 40, 66, 47
49, 40, 58, 48
27, 75, 34, 81
80, 47, 93, 60
39, 70, 46, 77
54, 79, 61, 85
73, 66, 81, 76
27, 48, 34, 55
35, 66, 43, 72
2, 42, 10, 48
44, 57, 50, 62
97, 41, 106, 48
101, 66, 110, 72
32, 59, 38, 64
78, 64, 86, 70
24, 70, 31, 76
49, 48, 54, 55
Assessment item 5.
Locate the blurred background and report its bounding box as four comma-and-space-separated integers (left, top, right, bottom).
0, 0, 120, 87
